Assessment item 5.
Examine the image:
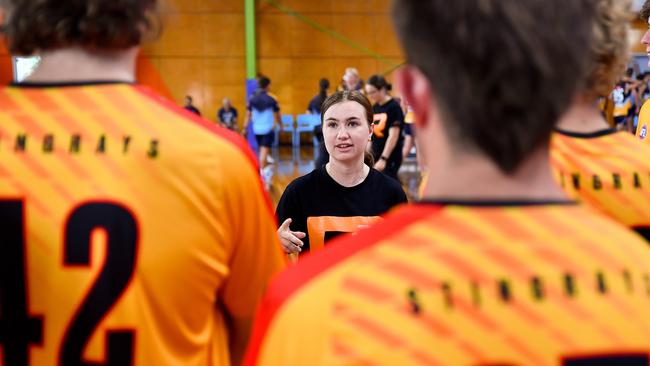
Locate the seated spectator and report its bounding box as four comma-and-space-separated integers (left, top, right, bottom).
338, 67, 365, 93
218, 97, 238, 131
183, 95, 201, 116
309, 78, 330, 168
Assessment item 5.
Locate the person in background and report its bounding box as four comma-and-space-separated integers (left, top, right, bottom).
245, 0, 650, 364
366, 74, 405, 180
310, 78, 331, 168
308, 78, 330, 115
552, 0, 650, 241
401, 99, 417, 162
634, 72, 650, 110
243, 76, 280, 173
217, 97, 238, 131
183, 95, 201, 116
276, 91, 407, 256
0, 0, 285, 365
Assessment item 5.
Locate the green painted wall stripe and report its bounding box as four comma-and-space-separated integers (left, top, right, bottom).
245, 0, 257, 79
264, 0, 403, 72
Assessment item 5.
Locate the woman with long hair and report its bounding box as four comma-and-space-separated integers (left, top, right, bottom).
276, 91, 407, 256
366, 74, 406, 180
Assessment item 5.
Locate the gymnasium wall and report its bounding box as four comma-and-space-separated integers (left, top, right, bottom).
141, 0, 403, 123
632, 19, 648, 53
255, 0, 403, 117
141, 0, 247, 122
141, 2, 650, 121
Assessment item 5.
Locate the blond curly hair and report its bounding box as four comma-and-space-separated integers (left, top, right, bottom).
584, 0, 633, 98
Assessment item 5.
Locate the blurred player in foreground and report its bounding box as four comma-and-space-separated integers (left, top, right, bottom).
244, 0, 650, 365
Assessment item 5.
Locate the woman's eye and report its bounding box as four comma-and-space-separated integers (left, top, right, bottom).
327, 122, 337, 128
348, 121, 359, 127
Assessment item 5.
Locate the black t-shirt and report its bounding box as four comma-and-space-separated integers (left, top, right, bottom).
308, 94, 325, 115
371, 98, 404, 163
276, 165, 408, 252
218, 107, 238, 125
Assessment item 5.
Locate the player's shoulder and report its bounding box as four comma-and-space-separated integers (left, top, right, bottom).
608, 128, 650, 156
133, 85, 258, 166
555, 202, 649, 242
554, 128, 650, 154
264, 204, 441, 309
267, 92, 279, 102
268, 201, 649, 301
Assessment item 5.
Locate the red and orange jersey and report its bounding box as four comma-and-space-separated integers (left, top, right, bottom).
245, 202, 650, 366
0, 82, 285, 366
551, 129, 650, 240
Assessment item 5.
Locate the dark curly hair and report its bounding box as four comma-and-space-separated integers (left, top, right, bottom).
641, 0, 650, 21
1, 0, 158, 55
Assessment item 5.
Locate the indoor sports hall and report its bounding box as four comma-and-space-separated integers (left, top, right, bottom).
1, 0, 650, 365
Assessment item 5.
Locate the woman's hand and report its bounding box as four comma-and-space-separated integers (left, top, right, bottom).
277, 218, 306, 254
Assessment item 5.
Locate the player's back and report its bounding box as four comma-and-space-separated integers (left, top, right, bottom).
551, 129, 650, 240
246, 201, 650, 365
0, 82, 284, 365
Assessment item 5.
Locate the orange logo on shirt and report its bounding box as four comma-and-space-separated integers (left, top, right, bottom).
373, 113, 388, 138
307, 216, 382, 251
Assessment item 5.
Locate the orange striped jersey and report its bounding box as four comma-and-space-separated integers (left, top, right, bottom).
636, 99, 650, 144
550, 129, 650, 240
0, 82, 285, 366
245, 201, 650, 366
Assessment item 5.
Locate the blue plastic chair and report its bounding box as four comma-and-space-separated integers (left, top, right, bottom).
275, 114, 295, 147
295, 114, 320, 147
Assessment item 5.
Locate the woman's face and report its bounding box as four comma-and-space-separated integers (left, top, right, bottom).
365, 84, 383, 104
323, 101, 372, 164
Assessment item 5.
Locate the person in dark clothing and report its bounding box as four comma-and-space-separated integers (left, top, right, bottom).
276, 91, 407, 257
183, 95, 201, 116
243, 76, 280, 170
365, 74, 405, 180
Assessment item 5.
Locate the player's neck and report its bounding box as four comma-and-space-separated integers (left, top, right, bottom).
25, 47, 138, 84
422, 146, 567, 202
326, 160, 369, 187
556, 97, 610, 133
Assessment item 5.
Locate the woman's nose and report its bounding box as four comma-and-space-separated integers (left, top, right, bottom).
337, 128, 350, 139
